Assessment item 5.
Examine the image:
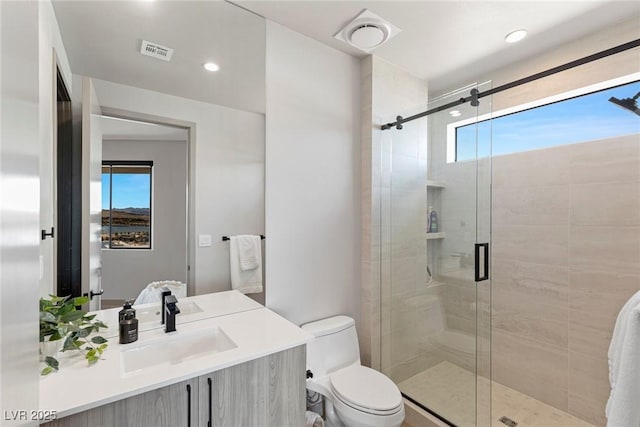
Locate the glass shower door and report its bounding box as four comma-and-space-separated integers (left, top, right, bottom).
380, 82, 492, 427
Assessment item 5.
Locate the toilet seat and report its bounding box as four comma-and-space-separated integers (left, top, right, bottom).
329, 365, 403, 415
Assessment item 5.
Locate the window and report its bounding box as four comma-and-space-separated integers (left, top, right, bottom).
102, 161, 153, 249
451, 76, 640, 162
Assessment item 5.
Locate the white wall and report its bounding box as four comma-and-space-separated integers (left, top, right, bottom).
264, 21, 361, 327
88, 78, 265, 298
0, 2, 40, 424
102, 139, 188, 301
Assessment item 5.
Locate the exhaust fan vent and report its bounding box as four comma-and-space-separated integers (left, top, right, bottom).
140, 40, 174, 62
334, 9, 401, 53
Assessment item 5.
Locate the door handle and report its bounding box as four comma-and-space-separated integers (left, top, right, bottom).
41, 227, 55, 240
84, 289, 104, 300
474, 243, 489, 282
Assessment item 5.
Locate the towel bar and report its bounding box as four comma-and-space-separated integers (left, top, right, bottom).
222, 235, 265, 241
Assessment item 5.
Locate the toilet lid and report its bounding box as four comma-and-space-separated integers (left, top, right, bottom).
329, 365, 402, 413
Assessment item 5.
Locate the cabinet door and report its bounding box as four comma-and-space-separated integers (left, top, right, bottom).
42, 378, 198, 427
121, 377, 197, 427
201, 356, 267, 427
200, 345, 305, 427
265, 345, 306, 426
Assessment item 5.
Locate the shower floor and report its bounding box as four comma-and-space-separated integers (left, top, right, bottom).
399, 361, 596, 427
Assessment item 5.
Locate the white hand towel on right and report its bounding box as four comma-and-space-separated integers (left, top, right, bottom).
237, 234, 261, 271
607, 292, 640, 427
608, 290, 640, 388
229, 235, 263, 294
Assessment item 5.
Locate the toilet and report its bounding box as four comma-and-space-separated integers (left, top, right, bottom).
301, 316, 405, 427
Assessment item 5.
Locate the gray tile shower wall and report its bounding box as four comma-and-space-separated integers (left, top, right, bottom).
491, 134, 640, 426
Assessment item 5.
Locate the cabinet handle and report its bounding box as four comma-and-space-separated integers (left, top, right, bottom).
186, 384, 192, 427
474, 243, 490, 282
207, 377, 212, 427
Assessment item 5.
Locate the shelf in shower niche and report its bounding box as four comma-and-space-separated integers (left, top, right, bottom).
426, 232, 445, 240
426, 180, 446, 189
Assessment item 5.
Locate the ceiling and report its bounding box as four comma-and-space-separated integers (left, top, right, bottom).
52, 0, 266, 114
100, 116, 188, 142
53, 1, 639, 110
238, 1, 640, 93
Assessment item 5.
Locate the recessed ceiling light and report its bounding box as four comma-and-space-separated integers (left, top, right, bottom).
203, 62, 220, 72
449, 110, 461, 117
505, 29, 527, 43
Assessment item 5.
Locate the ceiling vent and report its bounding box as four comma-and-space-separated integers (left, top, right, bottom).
334, 9, 401, 53
140, 40, 174, 62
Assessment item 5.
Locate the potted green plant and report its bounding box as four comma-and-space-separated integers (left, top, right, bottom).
39, 295, 109, 376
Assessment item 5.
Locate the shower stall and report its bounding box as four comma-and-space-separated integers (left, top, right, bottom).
379, 81, 493, 427
376, 47, 640, 426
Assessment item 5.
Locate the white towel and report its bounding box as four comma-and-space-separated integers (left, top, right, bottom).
237, 235, 261, 271
607, 291, 640, 426
133, 280, 186, 305
608, 291, 640, 388
229, 235, 263, 294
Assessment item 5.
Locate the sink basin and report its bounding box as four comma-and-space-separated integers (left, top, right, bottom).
121, 326, 237, 375
135, 301, 203, 324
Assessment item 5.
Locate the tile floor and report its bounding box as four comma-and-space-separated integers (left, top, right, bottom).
399, 361, 596, 427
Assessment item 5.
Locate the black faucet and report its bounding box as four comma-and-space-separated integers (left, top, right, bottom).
161, 288, 171, 325
163, 294, 180, 333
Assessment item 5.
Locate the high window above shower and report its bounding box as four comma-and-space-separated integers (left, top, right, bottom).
449, 74, 640, 163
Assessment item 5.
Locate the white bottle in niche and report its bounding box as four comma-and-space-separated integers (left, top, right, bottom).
428, 207, 438, 233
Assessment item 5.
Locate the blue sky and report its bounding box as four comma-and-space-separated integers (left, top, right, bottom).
456, 80, 640, 161
102, 173, 150, 210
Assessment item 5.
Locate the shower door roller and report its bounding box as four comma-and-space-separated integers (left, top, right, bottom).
474, 243, 490, 282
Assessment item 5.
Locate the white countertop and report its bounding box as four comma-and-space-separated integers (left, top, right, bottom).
94, 290, 264, 338
40, 292, 313, 418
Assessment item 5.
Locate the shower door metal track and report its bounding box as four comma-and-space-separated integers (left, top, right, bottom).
403, 393, 457, 427
381, 38, 640, 130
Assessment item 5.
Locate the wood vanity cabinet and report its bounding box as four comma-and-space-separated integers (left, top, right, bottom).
42, 377, 198, 427
199, 345, 306, 427
42, 345, 305, 427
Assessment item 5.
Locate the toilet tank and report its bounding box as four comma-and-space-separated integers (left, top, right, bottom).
301, 316, 360, 378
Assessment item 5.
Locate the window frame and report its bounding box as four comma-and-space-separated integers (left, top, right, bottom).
447, 72, 640, 163
102, 160, 154, 250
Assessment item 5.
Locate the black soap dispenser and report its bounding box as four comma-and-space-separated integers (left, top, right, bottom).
118, 300, 135, 322
119, 300, 138, 344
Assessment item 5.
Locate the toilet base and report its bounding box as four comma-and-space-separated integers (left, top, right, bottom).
324, 399, 346, 427
310, 387, 405, 427
333, 400, 405, 427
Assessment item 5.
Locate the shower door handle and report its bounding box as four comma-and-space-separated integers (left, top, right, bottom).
475, 243, 489, 282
